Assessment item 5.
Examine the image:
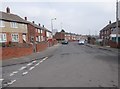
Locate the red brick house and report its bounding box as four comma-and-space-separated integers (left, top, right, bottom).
0, 7, 29, 46
99, 21, 120, 48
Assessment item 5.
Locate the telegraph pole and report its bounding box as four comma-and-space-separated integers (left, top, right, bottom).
116, 0, 119, 48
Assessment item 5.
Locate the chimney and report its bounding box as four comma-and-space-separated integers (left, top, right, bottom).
32, 21, 35, 24
43, 25, 44, 27
109, 20, 111, 24
25, 17, 27, 20
38, 23, 41, 26
6, 7, 10, 13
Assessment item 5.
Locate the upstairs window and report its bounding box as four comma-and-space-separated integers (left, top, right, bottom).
11, 22, 18, 28
0, 20, 5, 27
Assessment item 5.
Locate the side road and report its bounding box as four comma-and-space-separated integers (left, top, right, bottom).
86, 44, 119, 54
2, 44, 61, 67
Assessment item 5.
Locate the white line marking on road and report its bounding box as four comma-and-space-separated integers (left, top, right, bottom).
42, 57, 48, 61
19, 66, 26, 71
10, 71, 18, 76
39, 60, 43, 63
0, 78, 4, 81
35, 63, 40, 66
22, 71, 28, 75
13, 71, 18, 74
39, 57, 48, 63
32, 60, 36, 63
9, 73, 14, 76
29, 66, 35, 71
27, 62, 33, 66
7, 80, 16, 85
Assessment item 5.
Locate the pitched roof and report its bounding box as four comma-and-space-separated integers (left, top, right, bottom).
100, 20, 120, 31
0, 11, 28, 24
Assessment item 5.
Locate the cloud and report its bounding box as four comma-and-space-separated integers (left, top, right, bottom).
0, 1, 116, 35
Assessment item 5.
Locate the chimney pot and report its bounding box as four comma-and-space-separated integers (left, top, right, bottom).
32, 21, 35, 24
43, 25, 44, 27
109, 20, 111, 24
38, 23, 41, 26
25, 17, 27, 20
6, 7, 10, 13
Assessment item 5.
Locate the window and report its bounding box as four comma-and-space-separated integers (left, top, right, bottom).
0, 20, 5, 27
41, 36, 44, 41
38, 29, 40, 33
11, 34, 19, 42
0, 33, 7, 42
11, 22, 18, 28
41, 30, 43, 33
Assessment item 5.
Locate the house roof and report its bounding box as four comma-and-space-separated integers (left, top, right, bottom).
0, 11, 28, 24
100, 20, 120, 32
0, 11, 52, 32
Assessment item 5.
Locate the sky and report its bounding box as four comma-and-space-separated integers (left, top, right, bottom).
0, 0, 119, 35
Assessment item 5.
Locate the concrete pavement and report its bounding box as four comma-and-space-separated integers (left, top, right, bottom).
86, 44, 119, 54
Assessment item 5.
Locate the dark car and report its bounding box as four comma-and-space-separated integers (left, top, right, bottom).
61, 40, 68, 44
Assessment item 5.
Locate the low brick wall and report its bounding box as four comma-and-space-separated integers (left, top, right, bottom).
109, 41, 120, 48
1, 44, 33, 60
36, 42, 48, 52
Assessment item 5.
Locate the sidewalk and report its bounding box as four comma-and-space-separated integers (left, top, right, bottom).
86, 44, 119, 53
2, 44, 61, 67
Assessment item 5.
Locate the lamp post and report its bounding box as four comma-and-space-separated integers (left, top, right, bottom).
116, 0, 119, 47
51, 18, 56, 37
61, 22, 63, 41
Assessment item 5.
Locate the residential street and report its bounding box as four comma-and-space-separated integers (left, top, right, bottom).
2, 42, 118, 87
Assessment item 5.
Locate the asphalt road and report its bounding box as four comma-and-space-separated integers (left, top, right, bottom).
2, 42, 118, 87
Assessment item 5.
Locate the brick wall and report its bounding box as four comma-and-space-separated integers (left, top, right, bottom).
36, 41, 48, 52
1, 44, 33, 60
109, 41, 120, 48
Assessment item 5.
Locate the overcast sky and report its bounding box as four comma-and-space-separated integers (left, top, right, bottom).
0, 0, 119, 35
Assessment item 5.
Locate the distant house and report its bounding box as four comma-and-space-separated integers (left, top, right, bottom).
54, 32, 65, 41
0, 7, 29, 45
99, 21, 120, 48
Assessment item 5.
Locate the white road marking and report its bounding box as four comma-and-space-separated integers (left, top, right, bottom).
42, 57, 48, 61
32, 60, 36, 63
7, 80, 16, 85
22, 71, 28, 75
9, 71, 18, 76
9, 73, 14, 76
38, 57, 48, 63
35, 63, 40, 66
12, 71, 18, 74
0, 78, 4, 81
19, 66, 26, 71
29, 66, 35, 71
27, 62, 33, 66
39, 60, 43, 63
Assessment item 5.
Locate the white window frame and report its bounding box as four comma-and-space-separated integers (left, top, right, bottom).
11, 22, 18, 28
0, 20, 5, 27
11, 33, 19, 42
0, 33, 7, 42
38, 29, 40, 33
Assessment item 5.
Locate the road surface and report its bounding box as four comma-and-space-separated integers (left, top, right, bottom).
2, 42, 118, 87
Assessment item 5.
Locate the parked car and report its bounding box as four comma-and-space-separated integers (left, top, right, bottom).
61, 40, 68, 44
78, 40, 85, 45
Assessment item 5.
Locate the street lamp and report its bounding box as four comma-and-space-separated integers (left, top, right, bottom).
51, 18, 56, 37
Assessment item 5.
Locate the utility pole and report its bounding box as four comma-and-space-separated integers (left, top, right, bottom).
61, 22, 63, 41
51, 18, 56, 38
116, 0, 119, 48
